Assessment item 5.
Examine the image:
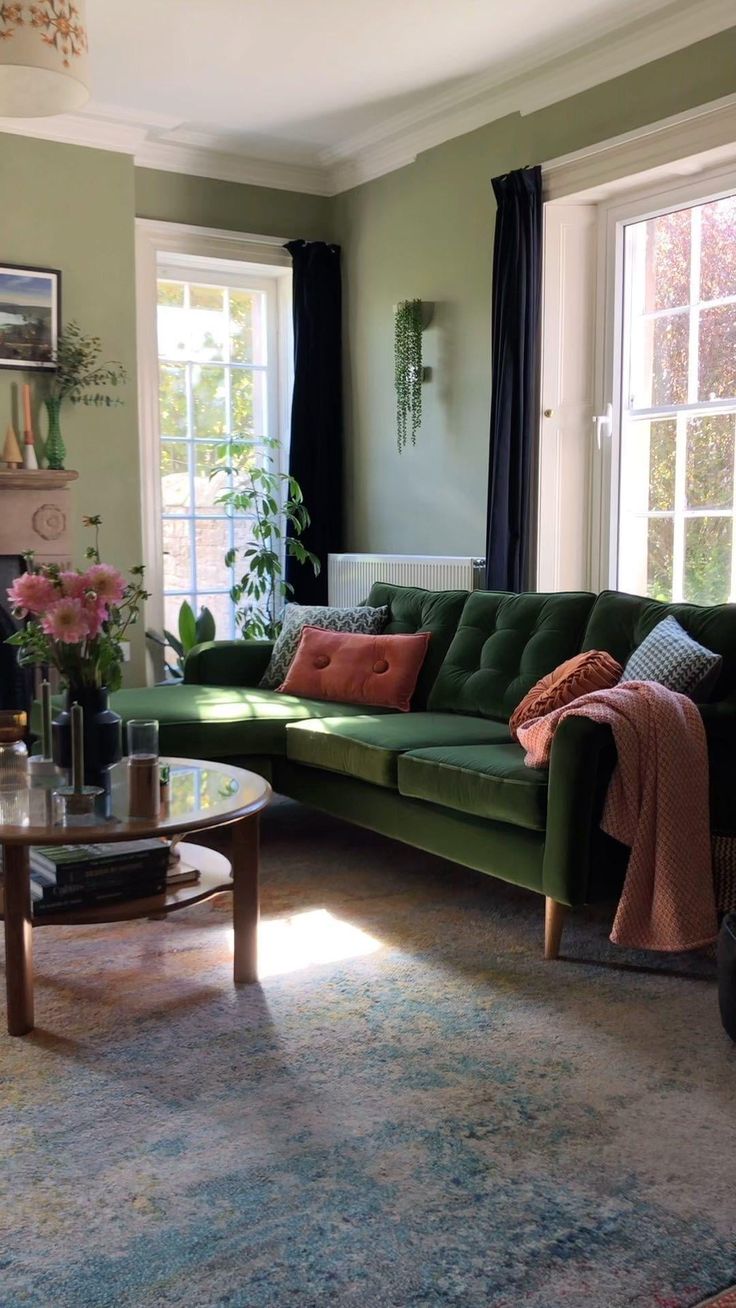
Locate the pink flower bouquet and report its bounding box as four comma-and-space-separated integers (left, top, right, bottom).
6, 518, 147, 692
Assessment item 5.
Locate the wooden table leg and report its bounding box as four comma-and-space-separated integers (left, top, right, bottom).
231, 814, 259, 984
3, 844, 34, 1036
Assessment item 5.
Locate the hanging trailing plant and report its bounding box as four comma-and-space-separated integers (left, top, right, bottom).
394, 298, 423, 452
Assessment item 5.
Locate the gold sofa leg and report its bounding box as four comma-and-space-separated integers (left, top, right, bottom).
544, 897, 567, 960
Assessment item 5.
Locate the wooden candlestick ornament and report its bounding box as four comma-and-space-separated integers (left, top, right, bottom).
2, 424, 23, 469
22, 384, 38, 471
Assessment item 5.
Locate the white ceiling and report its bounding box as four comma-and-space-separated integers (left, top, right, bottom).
3, 0, 734, 192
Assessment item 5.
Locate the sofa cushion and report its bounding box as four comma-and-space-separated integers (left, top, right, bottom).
582, 590, 736, 704
398, 744, 548, 831
428, 590, 596, 721
279, 627, 431, 710
620, 615, 722, 699
285, 712, 513, 789
109, 685, 393, 760
509, 649, 623, 737
364, 583, 469, 709
259, 603, 388, 689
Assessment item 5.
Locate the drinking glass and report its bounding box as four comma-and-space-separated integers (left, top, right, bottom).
127, 719, 159, 760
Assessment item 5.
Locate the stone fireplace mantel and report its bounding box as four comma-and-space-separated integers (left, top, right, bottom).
0, 469, 78, 565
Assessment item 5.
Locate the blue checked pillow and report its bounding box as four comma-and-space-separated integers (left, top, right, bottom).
620, 615, 722, 700
260, 603, 389, 689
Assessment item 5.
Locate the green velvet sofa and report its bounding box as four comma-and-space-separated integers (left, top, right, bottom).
110, 583, 736, 958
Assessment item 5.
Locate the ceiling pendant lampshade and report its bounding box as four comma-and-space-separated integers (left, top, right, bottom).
0, 2, 89, 116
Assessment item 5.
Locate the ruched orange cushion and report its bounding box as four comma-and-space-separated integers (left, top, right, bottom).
278, 626, 431, 712
509, 650, 623, 738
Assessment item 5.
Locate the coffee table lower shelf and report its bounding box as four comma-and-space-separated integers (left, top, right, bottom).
0, 844, 233, 928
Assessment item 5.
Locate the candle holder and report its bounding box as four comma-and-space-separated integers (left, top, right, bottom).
52, 785, 104, 826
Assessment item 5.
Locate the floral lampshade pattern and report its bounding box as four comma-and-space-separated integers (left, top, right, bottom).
0, 2, 89, 116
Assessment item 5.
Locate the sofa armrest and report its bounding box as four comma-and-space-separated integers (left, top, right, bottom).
542, 715, 620, 908
183, 640, 274, 687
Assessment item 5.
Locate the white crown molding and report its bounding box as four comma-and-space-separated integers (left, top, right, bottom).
323, 0, 736, 191
134, 137, 330, 196
1, 0, 734, 196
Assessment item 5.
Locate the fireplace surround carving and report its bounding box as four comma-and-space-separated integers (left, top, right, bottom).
0, 469, 77, 565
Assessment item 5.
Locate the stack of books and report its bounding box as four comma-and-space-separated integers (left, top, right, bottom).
30, 839, 173, 915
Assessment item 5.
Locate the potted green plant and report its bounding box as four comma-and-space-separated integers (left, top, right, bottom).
146, 600, 217, 681
44, 321, 127, 470
213, 437, 319, 639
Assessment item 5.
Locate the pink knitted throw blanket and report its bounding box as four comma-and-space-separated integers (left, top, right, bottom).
516, 681, 717, 952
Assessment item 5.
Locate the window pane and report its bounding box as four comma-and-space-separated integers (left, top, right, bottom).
648, 419, 676, 510
159, 364, 187, 437
161, 441, 191, 513
631, 313, 689, 407
686, 416, 735, 510
230, 290, 266, 364
157, 305, 188, 360
700, 196, 736, 301
644, 208, 691, 311
231, 369, 268, 439
698, 304, 736, 400
196, 592, 235, 641
684, 517, 732, 604
162, 519, 192, 592
194, 442, 228, 515
158, 280, 184, 308
194, 518, 231, 591
192, 365, 226, 437
647, 516, 674, 602
188, 284, 226, 362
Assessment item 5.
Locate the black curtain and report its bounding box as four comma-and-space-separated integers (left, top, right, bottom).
484, 165, 543, 592
284, 239, 343, 605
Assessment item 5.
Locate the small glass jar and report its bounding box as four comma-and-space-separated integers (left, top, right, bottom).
0, 711, 29, 791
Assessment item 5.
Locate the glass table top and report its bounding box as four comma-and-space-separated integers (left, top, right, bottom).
0, 757, 270, 845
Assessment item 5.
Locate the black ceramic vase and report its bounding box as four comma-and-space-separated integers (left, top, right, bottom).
717, 913, 736, 1042
52, 685, 123, 786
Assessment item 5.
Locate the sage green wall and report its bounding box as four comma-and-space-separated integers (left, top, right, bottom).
0, 135, 331, 682
135, 167, 332, 241
334, 27, 736, 558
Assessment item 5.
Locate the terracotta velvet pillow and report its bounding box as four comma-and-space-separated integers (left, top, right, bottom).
509, 650, 623, 738
278, 626, 431, 712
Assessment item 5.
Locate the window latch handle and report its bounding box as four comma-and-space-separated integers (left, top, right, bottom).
592, 403, 613, 450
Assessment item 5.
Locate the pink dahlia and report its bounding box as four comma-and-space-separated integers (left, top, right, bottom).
41, 597, 90, 645
83, 597, 108, 640
81, 563, 126, 607
58, 570, 87, 599
7, 572, 56, 617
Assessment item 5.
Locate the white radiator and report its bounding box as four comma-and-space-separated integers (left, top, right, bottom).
328, 554, 486, 607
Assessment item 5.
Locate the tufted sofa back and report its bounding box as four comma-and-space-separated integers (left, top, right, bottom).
582, 590, 736, 704
364, 583, 470, 707
428, 590, 596, 721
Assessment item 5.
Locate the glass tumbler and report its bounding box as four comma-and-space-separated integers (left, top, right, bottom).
0, 711, 29, 791
127, 719, 159, 761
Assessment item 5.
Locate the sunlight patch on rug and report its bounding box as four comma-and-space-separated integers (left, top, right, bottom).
258, 907, 383, 977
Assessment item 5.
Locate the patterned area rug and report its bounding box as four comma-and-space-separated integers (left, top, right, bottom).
2, 797, 735, 1308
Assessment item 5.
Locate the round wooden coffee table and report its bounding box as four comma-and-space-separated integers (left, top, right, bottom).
0, 757, 271, 1036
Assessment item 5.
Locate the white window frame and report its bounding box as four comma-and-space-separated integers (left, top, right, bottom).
135, 220, 293, 671
594, 163, 736, 593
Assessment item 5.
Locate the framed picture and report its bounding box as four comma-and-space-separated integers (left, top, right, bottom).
0, 263, 61, 371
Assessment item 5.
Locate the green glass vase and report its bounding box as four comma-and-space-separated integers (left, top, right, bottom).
44, 396, 66, 471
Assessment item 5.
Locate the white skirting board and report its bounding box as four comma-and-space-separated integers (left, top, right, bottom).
328, 554, 486, 607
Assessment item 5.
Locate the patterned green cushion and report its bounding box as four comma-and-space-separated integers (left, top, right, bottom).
364, 583, 469, 708
428, 590, 596, 721
621, 615, 722, 699
259, 603, 388, 689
